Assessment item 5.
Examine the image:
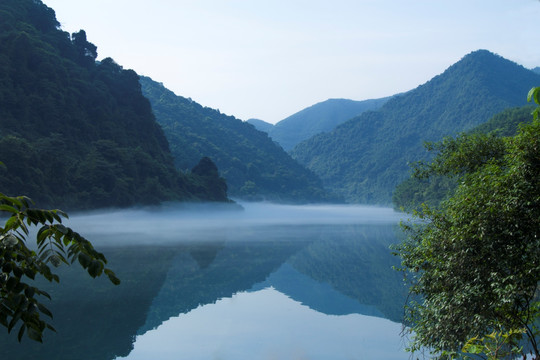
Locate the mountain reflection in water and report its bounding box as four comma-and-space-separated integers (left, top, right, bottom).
0, 203, 409, 360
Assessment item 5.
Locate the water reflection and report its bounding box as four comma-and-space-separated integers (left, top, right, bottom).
117, 288, 406, 360
0, 203, 409, 360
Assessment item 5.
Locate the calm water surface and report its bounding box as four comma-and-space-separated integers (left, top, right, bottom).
0, 202, 410, 360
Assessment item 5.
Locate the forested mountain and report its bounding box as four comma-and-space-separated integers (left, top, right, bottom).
392, 105, 535, 212
0, 0, 229, 209
140, 77, 334, 202
246, 118, 274, 133
291, 50, 540, 204
255, 98, 389, 151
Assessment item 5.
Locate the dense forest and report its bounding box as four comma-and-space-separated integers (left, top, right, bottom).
250, 97, 390, 151
140, 76, 336, 202
393, 105, 536, 212
0, 0, 229, 209
291, 50, 540, 204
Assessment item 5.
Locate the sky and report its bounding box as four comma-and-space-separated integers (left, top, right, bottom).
42, 0, 540, 124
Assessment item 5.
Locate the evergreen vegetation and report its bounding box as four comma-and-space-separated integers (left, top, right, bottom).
392, 105, 535, 212
394, 92, 540, 358
140, 76, 336, 203
291, 50, 540, 204
0, 0, 230, 210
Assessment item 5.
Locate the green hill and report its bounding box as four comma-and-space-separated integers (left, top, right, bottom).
392, 105, 535, 212
140, 76, 335, 202
262, 97, 390, 151
0, 0, 229, 209
291, 50, 540, 204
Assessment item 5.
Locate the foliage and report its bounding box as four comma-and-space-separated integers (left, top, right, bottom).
460, 328, 525, 360
393, 105, 535, 212
189, 157, 229, 202
0, 191, 119, 342
394, 92, 540, 358
139, 76, 337, 203
0, 0, 230, 209
291, 50, 540, 204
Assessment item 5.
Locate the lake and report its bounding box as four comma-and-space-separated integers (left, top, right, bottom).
0, 202, 411, 360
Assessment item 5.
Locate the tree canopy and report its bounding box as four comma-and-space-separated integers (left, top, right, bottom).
139, 76, 336, 203
0, 0, 231, 209
395, 91, 540, 359
392, 105, 535, 213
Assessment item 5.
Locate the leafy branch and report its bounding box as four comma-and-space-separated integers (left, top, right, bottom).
0, 191, 119, 342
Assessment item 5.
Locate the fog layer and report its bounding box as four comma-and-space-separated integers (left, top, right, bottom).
64, 202, 404, 246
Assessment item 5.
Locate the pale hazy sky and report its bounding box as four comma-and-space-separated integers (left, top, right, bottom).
43, 0, 540, 124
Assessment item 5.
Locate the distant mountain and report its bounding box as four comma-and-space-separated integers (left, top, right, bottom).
0, 0, 229, 209
266, 98, 390, 151
247, 118, 274, 133
291, 50, 540, 204
532, 67, 540, 75
140, 77, 335, 202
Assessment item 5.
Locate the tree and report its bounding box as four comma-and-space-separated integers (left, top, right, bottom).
191, 157, 229, 201
395, 90, 540, 359
71, 30, 97, 65
0, 188, 119, 343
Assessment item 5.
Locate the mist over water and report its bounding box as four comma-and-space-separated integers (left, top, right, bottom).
64, 202, 405, 246
1, 202, 411, 360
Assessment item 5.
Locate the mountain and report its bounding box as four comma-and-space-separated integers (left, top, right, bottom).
392, 105, 535, 212
247, 118, 274, 133
265, 97, 390, 151
140, 77, 335, 202
291, 50, 540, 204
0, 0, 229, 209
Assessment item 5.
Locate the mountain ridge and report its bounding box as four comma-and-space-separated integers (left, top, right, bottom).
291, 50, 540, 204
254, 97, 390, 151
140, 76, 336, 203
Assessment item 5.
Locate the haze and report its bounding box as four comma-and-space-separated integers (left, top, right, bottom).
63, 202, 405, 246
42, 0, 540, 123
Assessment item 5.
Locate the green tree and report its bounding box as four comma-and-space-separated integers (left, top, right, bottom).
0, 189, 119, 343
395, 90, 540, 359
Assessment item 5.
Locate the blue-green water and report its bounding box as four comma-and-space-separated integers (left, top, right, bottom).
0, 203, 410, 360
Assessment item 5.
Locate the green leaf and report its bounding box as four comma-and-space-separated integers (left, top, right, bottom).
26, 326, 43, 343
37, 303, 53, 318
37, 225, 51, 244
17, 324, 26, 342
0, 204, 18, 214
24, 287, 35, 298
55, 224, 68, 235
527, 87, 537, 103
104, 269, 121, 285
88, 260, 103, 277
3, 216, 19, 230
78, 253, 91, 268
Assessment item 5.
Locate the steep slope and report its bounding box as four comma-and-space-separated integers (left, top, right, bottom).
291, 50, 540, 204
246, 118, 274, 133
0, 0, 229, 209
267, 97, 390, 151
140, 77, 334, 202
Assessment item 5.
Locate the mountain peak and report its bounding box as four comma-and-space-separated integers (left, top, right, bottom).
291, 50, 540, 204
